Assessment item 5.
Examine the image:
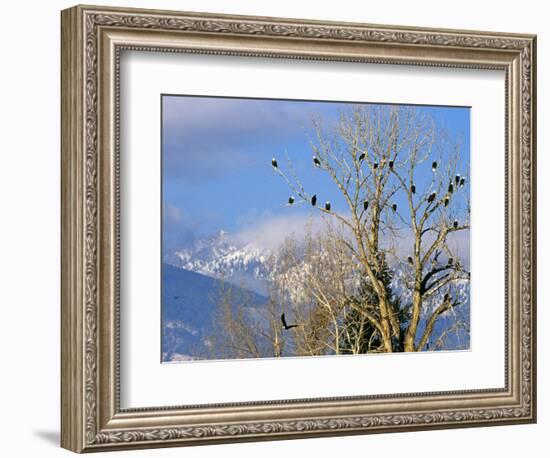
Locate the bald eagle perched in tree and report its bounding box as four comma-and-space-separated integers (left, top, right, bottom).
455, 174, 461, 186
427, 192, 436, 203
410, 184, 416, 194
313, 156, 321, 167
459, 177, 466, 187
453, 220, 458, 229
363, 200, 369, 211
373, 162, 379, 169
444, 196, 450, 207
432, 161, 438, 172
407, 256, 413, 265
358, 152, 366, 162
448, 182, 454, 194
389, 160, 394, 169
271, 158, 278, 168
391, 203, 397, 212
311, 194, 317, 206
325, 201, 331, 211
288, 196, 294, 205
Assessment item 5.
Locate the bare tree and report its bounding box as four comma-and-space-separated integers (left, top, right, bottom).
272, 104, 470, 353
272, 224, 356, 356
208, 276, 289, 360
205, 104, 469, 360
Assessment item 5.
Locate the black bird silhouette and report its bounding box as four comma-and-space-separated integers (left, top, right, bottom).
389, 160, 394, 169
410, 184, 416, 194
363, 200, 369, 211
373, 162, 379, 169
432, 161, 438, 172
448, 182, 454, 193
281, 313, 298, 330
407, 256, 414, 265
455, 174, 461, 185
444, 196, 450, 207
288, 196, 294, 205
358, 152, 366, 162
325, 201, 331, 211
453, 220, 459, 229
444, 293, 450, 301
427, 192, 436, 203
271, 158, 278, 168
391, 203, 397, 212
313, 156, 321, 167
311, 194, 317, 206
459, 177, 466, 187
447, 258, 454, 266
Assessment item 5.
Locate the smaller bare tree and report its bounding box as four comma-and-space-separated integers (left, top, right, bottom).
208, 275, 289, 360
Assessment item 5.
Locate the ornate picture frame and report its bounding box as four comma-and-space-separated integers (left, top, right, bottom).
61, 4, 536, 453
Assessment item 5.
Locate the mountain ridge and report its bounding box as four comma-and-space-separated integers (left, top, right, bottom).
165, 229, 271, 294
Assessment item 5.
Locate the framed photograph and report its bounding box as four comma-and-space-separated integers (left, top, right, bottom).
61, 4, 537, 453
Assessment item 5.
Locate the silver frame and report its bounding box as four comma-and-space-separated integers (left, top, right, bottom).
61, 4, 536, 453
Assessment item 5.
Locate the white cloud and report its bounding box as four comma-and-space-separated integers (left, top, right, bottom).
230, 211, 328, 251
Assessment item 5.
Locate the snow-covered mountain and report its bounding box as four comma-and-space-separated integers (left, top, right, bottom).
165, 230, 272, 294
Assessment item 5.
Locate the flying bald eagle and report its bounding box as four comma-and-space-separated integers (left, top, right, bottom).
311, 194, 317, 206
281, 313, 298, 330
325, 201, 331, 211
313, 156, 321, 167
271, 158, 278, 168
432, 161, 438, 172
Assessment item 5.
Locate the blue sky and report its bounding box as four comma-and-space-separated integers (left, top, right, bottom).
161, 95, 470, 256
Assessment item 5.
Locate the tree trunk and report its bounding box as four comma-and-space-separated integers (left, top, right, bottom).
404, 289, 422, 351
380, 317, 393, 353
